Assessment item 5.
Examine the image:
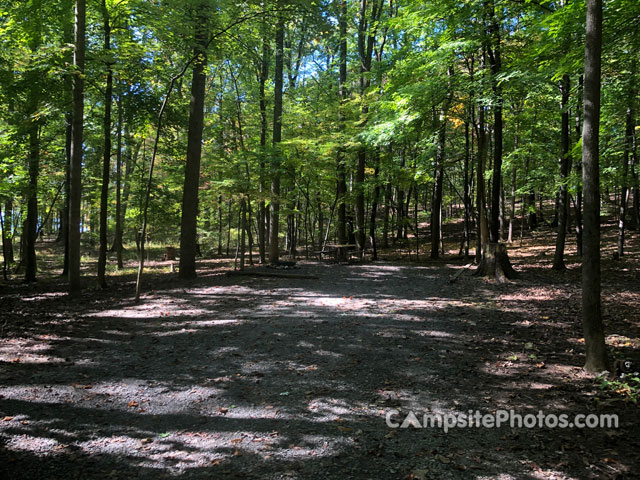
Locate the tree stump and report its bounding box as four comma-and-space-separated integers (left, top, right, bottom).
474, 242, 516, 283
163, 246, 177, 261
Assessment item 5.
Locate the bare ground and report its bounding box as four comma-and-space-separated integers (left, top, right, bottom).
1, 240, 639, 479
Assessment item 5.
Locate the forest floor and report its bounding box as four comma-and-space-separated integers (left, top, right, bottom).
1, 221, 640, 479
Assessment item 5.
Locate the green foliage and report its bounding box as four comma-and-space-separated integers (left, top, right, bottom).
597, 370, 640, 404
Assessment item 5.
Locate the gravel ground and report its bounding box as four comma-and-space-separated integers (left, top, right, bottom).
0, 260, 638, 479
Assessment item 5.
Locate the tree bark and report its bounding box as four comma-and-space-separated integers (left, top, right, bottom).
463, 121, 471, 257
431, 93, 451, 259
179, 6, 208, 279
617, 62, 635, 257
258, 38, 269, 264
2, 200, 13, 264
68, 0, 86, 294
336, 0, 348, 256
574, 74, 584, 255
369, 154, 380, 260
355, 0, 382, 259
476, 104, 489, 263
488, 8, 503, 243
553, 74, 571, 270
269, 7, 284, 263
581, 0, 608, 372
25, 124, 39, 283
112, 92, 124, 269
98, 0, 112, 288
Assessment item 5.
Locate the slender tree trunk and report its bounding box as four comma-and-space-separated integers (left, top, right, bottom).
0, 202, 7, 280
336, 0, 348, 253
25, 125, 39, 283
355, 0, 381, 259
574, 74, 584, 254
226, 202, 232, 256
382, 180, 391, 249
631, 119, 639, 230
476, 105, 489, 263
553, 74, 571, 270
2, 201, 13, 265
179, 6, 208, 279
430, 167, 444, 259
508, 166, 516, 244
581, 0, 608, 372
369, 154, 380, 260
217, 195, 223, 255
239, 198, 247, 271
269, 8, 284, 263
113, 93, 124, 269
258, 38, 269, 264
68, 0, 86, 294
489, 18, 503, 243
617, 65, 635, 257
98, 0, 112, 288
462, 122, 472, 257
430, 80, 453, 260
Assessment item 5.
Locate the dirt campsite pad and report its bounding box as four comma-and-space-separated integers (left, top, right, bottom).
1, 259, 639, 479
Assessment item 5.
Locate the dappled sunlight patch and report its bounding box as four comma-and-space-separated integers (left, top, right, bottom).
415, 330, 454, 338
0, 337, 66, 364
306, 397, 361, 418
5, 434, 61, 454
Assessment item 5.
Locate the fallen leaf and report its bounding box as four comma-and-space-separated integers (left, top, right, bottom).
406, 469, 428, 480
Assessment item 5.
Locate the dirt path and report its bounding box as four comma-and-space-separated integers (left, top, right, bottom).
1, 261, 638, 479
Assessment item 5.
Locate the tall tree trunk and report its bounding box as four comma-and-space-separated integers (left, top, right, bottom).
98, 0, 112, 288
476, 105, 489, 262
631, 119, 639, 230
574, 75, 583, 254
217, 195, 223, 255
25, 124, 39, 283
581, 0, 608, 372
336, 0, 348, 253
239, 198, 247, 271
226, 202, 232, 256
617, 64, 635, 257
2, 200, 13, 264
179, 6, 208, 279
489, 16, 503, 243
508, 165, 516, 244
369, 153, 380, 260
431, 91, 451, 259
355, 0, 381, 259
382, 179, 391, 249
0, 202, 7, 280
269, 8, 284, 263
258, 38, 269, 264
68, 0, 86, 294
507, 116, 519, 245
430, 167, 444, 259
463, 121, 471, 257
553, 74, 571, 270
61, 12, 73, 276
113, 92, 124, 269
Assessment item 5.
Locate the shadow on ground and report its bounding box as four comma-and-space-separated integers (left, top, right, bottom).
1, 260, 638, 479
